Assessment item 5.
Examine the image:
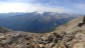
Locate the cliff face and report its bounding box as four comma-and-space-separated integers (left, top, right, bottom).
0, 16, 85, 48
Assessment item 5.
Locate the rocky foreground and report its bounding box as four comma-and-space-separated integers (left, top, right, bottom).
0, 16, 85, 48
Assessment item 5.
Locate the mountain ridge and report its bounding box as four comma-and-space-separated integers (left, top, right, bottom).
0, 12, 78, 33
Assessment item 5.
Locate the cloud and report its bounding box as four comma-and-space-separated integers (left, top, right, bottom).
72, 3, 85, 14
0, 0, 85, 14
0, 0, 34, 2
75, 4, 85, 10
9, 0, 34, 3
35, 6, 75, 13
0, 3, 28, 13
0, 2, 76, 13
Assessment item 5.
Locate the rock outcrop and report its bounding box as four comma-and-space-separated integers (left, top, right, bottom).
78, 16, 85, 27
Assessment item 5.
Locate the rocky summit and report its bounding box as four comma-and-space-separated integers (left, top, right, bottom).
0, 16, 85, 48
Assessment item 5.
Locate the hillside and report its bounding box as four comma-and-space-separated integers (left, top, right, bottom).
0, 16, 85, 48
0, 12, 78, 33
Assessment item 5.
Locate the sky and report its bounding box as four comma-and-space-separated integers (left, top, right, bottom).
0, 0, 85, 14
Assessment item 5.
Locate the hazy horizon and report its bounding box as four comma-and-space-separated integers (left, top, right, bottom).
0, 0, 85, 14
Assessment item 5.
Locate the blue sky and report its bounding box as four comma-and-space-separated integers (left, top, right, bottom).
0, 0, 85, 14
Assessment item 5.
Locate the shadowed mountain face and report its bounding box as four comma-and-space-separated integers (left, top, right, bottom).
0, 12, 80, 33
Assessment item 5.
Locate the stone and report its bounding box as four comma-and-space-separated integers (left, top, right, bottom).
72, 42, 85, 48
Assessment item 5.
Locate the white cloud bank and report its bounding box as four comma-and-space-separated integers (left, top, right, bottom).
0, 3, 75, 13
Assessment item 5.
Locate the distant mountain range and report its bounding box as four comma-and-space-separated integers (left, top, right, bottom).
0, 12, 82, 33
